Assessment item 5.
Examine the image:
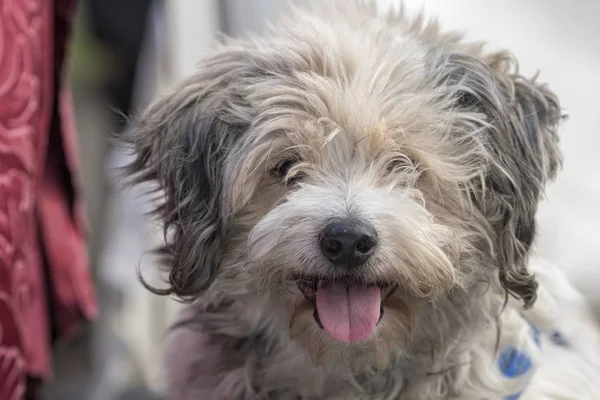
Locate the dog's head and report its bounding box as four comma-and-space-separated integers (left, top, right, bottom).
126, 4, 562, 368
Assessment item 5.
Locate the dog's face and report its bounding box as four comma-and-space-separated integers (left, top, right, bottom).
126, 4, 562, 369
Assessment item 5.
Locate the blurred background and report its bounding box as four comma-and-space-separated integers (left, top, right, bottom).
44, 0, 600, 399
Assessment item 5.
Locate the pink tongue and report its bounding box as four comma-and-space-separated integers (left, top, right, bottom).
316, 280, 381, 343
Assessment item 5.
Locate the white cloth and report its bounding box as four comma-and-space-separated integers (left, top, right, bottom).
495, 258, 600, 399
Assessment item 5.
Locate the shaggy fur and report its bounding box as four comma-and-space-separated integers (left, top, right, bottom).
123, 2, 570, 398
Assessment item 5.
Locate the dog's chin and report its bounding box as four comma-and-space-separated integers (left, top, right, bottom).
295, 275, 398, 343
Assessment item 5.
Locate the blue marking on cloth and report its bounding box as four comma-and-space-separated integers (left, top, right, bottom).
530, 324, 541, 347
504, 392, 522, 400
498, 346, 533, 378
550, 331, 569, 347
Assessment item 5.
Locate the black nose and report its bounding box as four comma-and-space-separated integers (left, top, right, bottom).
319, 218, 378, 268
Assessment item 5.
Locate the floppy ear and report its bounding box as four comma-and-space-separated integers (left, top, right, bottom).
123, 52, 255, 300
446, 51, 563, 307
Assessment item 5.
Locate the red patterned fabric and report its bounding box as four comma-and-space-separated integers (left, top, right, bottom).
0, 0, 97, 397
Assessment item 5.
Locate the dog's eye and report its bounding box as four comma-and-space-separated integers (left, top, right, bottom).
455, 90, 480, 109
273, 157, 300, 179
386, 156, 414, 173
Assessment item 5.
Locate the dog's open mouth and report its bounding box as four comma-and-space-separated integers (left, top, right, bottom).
296, 277, 397, 343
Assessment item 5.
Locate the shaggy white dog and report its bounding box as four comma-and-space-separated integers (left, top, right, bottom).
124, 2, 600, 398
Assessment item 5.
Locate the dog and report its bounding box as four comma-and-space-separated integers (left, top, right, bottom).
123, 1, 600, 398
